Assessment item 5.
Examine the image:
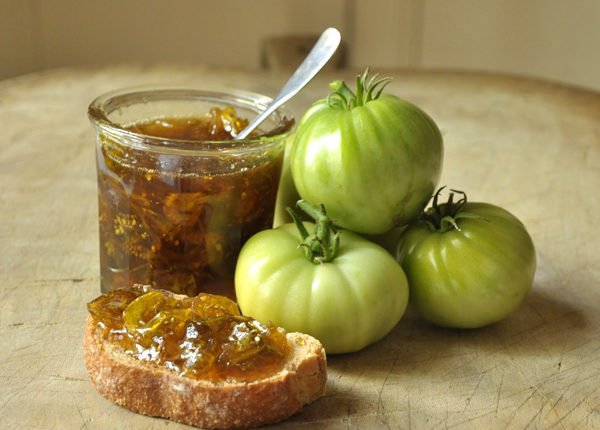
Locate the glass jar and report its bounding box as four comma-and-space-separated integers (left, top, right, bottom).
88, 88, 294, 299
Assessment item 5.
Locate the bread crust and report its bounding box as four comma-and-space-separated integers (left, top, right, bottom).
84, 312, 326, 429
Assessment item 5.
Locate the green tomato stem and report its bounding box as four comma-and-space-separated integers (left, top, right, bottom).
286, 201, 340, 264
420, 187, 469, 233
420, 187, 491, 233
327, 67, 391, 110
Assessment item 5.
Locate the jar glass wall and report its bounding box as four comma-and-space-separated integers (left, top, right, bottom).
88, 88, 294, 299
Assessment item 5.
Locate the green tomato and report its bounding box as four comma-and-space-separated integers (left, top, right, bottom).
361, 224, 406, 256
291, 69, 443, 234
396, 189, 536, 328
235, 203, 409, 354
273, 138, 301, 227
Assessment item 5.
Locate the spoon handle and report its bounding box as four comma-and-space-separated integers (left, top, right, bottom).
236, 27, 341, 140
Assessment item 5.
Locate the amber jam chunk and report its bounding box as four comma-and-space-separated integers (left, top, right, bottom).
96, 107, 284, 299
88, 286, 291, 382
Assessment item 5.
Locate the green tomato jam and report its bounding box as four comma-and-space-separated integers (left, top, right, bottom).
96, 107, 284, 299
87, 285, 291, 382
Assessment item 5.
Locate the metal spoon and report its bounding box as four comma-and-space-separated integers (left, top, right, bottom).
236, 27, 341, 140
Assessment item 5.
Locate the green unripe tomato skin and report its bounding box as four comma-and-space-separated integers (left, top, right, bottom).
235, 222, 409, 354
273, 138, 301, 227
397, 203, 536, 328
291, 95, 443, 235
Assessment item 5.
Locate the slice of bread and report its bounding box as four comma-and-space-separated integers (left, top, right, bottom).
84, 302, 327, 429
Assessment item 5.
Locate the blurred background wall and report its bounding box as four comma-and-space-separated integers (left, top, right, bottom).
1, 0, 599, 91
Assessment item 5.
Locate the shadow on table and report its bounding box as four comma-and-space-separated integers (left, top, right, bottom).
280, 284, 593, 426
333, 283, 590, 369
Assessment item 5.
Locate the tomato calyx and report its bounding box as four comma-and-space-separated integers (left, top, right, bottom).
327, 67, 390, 110
286, 201, 340, 265
420, 187, 485, 233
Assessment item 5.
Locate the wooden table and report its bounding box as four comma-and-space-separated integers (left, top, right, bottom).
1, 65, 599, 429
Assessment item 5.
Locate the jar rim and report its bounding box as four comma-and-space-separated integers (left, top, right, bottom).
88, 86, 295, 156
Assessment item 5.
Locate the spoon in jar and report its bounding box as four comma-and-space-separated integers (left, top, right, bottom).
235, 27, 341, 140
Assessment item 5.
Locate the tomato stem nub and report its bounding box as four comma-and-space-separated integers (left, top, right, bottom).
420, 187, 469, 233
286, 201, 340, 264
327, 67, 390, 110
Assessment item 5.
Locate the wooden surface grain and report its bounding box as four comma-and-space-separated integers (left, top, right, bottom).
1, 64, 599, 429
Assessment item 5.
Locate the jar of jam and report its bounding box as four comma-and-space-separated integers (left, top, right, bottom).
88, 88, 294, 299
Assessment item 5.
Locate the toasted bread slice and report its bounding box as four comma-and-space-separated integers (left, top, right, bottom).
84, 301, 327, 429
